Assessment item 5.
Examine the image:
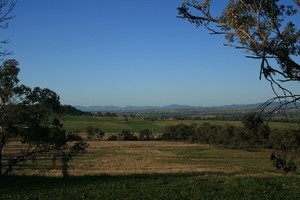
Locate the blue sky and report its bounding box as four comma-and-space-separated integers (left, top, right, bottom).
2, 0, 299, 107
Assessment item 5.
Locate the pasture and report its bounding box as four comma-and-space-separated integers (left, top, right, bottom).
81, 140, 300, 176
11, 141, 283, 176
1, 141, 300, 199
58, 114, 297, 133
1, 115, 300, 199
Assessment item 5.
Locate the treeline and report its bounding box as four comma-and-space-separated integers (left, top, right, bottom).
84, 113, 300, 172
162, 122, 270, 148
161, 115, 300, 150
160, 114, 300, 172
60, 105, 90, 115
87, 128, 154, 142
85, 114, 300, 151
161, 114, 270, 148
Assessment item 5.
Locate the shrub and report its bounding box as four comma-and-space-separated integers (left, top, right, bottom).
139, 129, 153, 141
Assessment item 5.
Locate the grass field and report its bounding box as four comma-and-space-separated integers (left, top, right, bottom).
2, 115, 300, 199
1, 141, 300, 199
10, 141, 285, 176
1, 174, 300, 200
58, 114, 298, 133
52, 141, 286, 176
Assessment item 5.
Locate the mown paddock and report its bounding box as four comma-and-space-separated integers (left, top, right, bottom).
6, 140, 300, 176
63, 141, 300, 176
5, 115, 299, 176
3, 141, 300, 200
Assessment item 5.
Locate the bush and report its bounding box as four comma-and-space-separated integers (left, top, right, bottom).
270, 150, 297, 173
162, 123, 196, 141
121, 129, 138, 141
107, 135, 117, 141
139, 129, 153, 141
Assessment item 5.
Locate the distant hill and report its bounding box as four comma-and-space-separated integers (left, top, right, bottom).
60, 105, 89, 115
75, 103, 273, 112
75, 104, 200, 112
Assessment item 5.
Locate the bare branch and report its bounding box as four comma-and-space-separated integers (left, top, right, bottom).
0, 0, 16, 29
0, 0, 16, 59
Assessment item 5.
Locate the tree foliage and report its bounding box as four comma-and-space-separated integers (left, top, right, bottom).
0, 60, 88, 175
139, 129, 153, 141
162, 123, 197, 141
161, 122, 271, 148
178, 0, 300, 111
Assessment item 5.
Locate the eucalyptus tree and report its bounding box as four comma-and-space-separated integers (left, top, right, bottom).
0, 60, 88, 175
178, 0, 300, 111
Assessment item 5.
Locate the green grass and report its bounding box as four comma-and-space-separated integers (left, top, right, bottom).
58, 115, 161, 132
158, 145, 273, 173
57, 114, 297, 133
4, 114, 298, 199
1, 174, 300, 199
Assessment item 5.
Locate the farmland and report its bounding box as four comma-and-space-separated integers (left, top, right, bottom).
1, 114, 300, 199
10, 141, 284, 176
1, 141, 300, 199
58, 114, 298, 133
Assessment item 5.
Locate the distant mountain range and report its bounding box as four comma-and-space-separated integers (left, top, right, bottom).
75, 103, 268, 112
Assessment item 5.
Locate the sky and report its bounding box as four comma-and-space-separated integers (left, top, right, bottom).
2, 0, 300, 107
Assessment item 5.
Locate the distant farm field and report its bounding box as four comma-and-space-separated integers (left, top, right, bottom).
58, 115, 297, 133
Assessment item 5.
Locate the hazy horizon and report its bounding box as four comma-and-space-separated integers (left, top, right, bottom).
75, 102, 265, 108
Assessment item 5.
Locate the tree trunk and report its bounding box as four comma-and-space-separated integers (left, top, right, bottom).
61, 156, 69, 177
0, 150, 2, 175
0, 144, 4, 175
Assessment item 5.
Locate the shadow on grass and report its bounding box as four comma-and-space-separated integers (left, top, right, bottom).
0, 171, 231, 184
1, 172, 300, 200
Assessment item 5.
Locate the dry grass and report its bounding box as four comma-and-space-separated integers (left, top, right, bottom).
4, 141, 285, 177
69, 141, 241, 176
68, 141, 278, 176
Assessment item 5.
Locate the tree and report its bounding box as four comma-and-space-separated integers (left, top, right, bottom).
95, 128, 105, 140
269, 127, 300, 173
122, 129, 137, 141
294, 0, 300, 7
242, 113, 270, 147
178, 0, 300, 111
162, 123, 196, 141
86, 125, 105, 140
51, 119, 88, 177
0, 60, 88, 175
86, 125, 96, 140
60, 105, 86, 115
